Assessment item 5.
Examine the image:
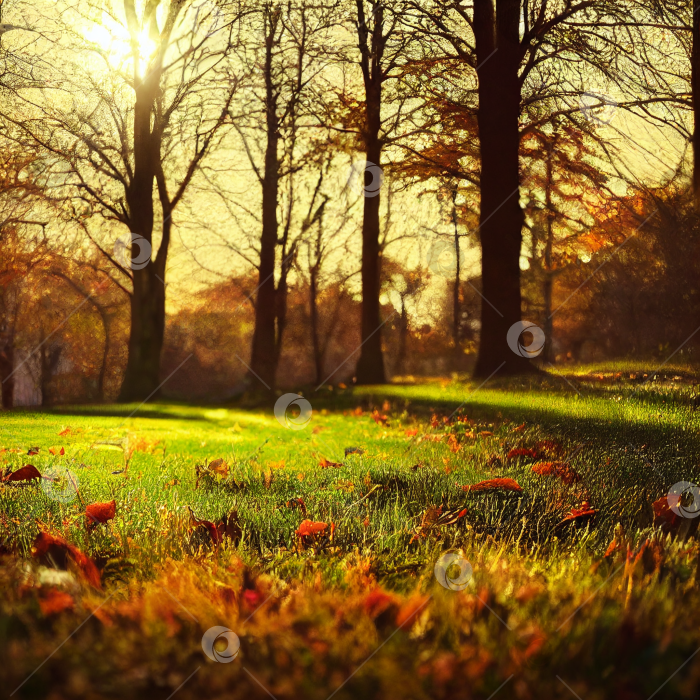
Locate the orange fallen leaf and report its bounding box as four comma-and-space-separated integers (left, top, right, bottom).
405, 428, 418, 437
27, 447, 40, 456
32, 531, 101, 589
371, 409, 389, 425
187, 506, 221, 545
319, 456, 343, 468
296, 520, 328, 537
480, 431, 493, 437
58, 427, 72, 436
562, 501, 597, 522
48, 447, 65, 456
531, 461, 581, 485
86, 500, 116, 530
462, 478, 523, 493
512, 423, 526, 432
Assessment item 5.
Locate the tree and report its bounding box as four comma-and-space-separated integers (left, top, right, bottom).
229, 0, 338, 390
346, 0, 414, 384
403, 0, 647, 377
1, 0, 244, 400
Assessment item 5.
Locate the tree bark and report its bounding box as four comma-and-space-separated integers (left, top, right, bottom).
0, 340, 13, 409
542, 139, 555, 363
118, 59, 163, 400
355, 1, 387, 384
248, 10, 281, 390
473, 0, 534, 377
693, 0, 700, 205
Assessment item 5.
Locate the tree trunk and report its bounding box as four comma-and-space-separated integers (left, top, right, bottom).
355, 82, 387, 384
118, 67, 163, 401
542, 139, 555, 363
473, 0, 534, 377
309, 262, 323, 385
248, 17, 280, 391
451, 186, 461, 351
693, 0, 700, 205
0, 339, 13, 409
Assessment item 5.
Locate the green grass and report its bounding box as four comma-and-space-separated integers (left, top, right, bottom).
2, 372, 700, 699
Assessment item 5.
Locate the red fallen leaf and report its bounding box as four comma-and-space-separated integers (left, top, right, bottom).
319, 456, 343, 468
48, 447, 66, 456
371, 409, 389, 425
27, 447, 40, 455
405, 428, 418, 437
39, 588, 75, 616
363, 517, 370, 527
562, 501, 598, 522
295, 519, 328, 537
32, 531, 101, 588
507, 448, 538, 460
462, 478, 523, 493
187, 506, 221, 545
4, 464, 42, 483
531, 461, 581, 485
86, 500, 116, 530
512, 422, 526, 432
58, 427, 72, 436
652, 495, 682, 532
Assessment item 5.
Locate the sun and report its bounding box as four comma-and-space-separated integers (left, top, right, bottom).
83, 13, 158, 74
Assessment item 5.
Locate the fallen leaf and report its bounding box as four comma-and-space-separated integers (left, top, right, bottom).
32, 531, 101, 588
512, 423, 526, 432
405, 429, 418, 437
480, 431, 493, 437
562, 501, 597, 522
4, 464, 42, 484
58, 427, 72, 436
27, 447, 40, 456
296, 520, 328, 537
371, 409, 389, 426
187, 506, 221, 545
531, 461, 581, 485
462, 478, 523, 493
48, 447, 66, 456
507, 448, 538, 460
319, 456, 343, 468
652, 495, 682, 532
85, 500, 116, 530
286, 497, 307, 516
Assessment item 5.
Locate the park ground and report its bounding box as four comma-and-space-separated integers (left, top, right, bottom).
2, 362, 700, 699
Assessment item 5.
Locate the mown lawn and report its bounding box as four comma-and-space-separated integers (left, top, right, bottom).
2, 368, 700, 699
